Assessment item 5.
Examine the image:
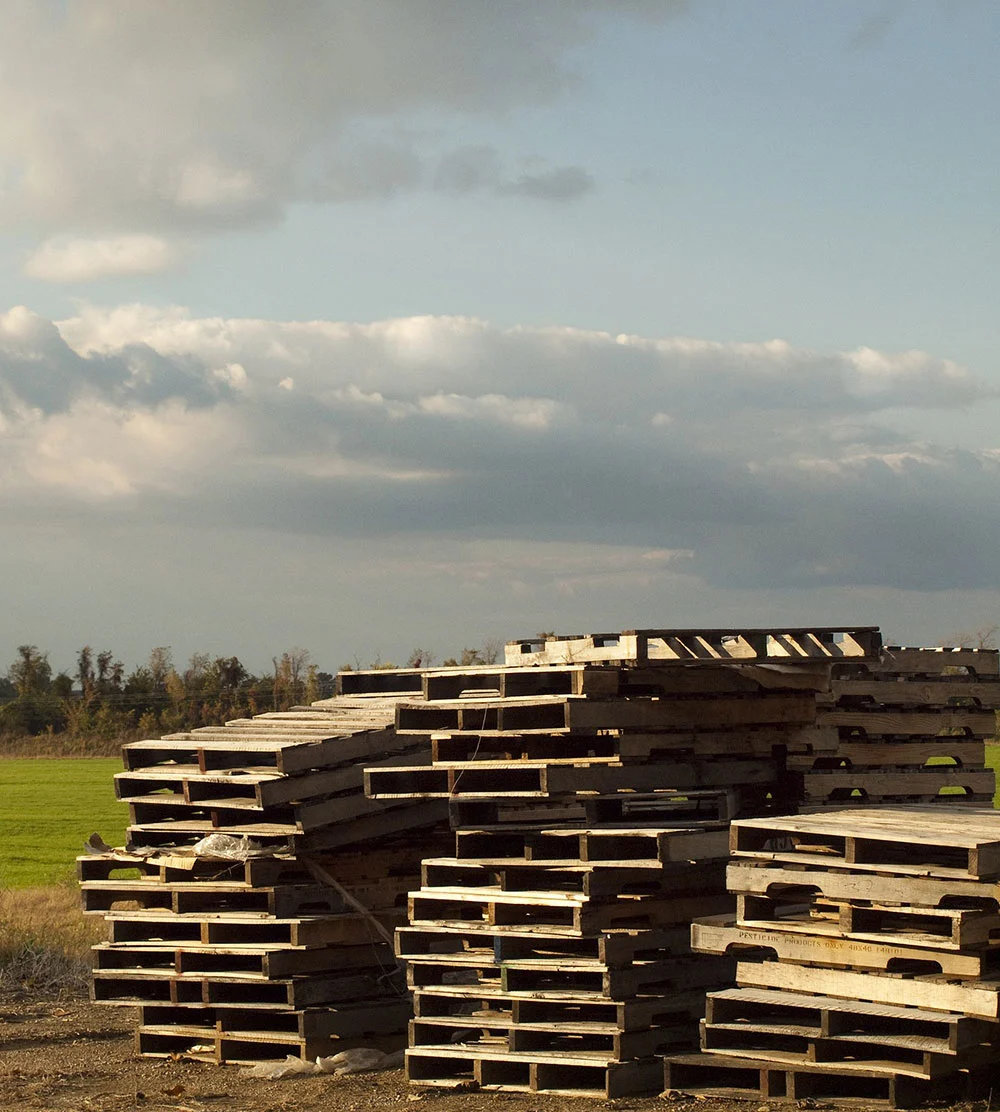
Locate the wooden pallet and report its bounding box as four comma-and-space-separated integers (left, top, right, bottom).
136, 1025, 403, 1064
871, 646, 1000, 677
395, 924, 692, 966
408, 888, 733, 935
504, 627, 881, 667
691, 913, 1000, 977
81, 879, 349, 917
123, 725, 400, 774
419, 859, 724, 899
411, 985, 705, 1029
123, 798, 449, 854
432, 727, 797, 764
77, 851, 311, 886
337, 669, 425, 696
735, 959, 1000, 1020
734, 894, 1000, 949
799, 769, 995, 802
405, 953, 735, 997
410, 1015, 694, 1058
395, 693, 817, 735
419, 660, 833, 704
366, 757, 780, 798
788, 739, 987, 771
730, 807, 1000, 878
452, 824, 730, 865
406, 1044, 665, 1098
664, 1051, 986, 1108
86, 692, 453, 1067
92, 940, 394, 979
92, 966, 404, 1007
697, 1025, 996, 1080
138, 998, 409, 1038
705, 987, 997, 1052
125, 787, 420, 833
106, 911, 406, 948
114, 747, 429, 808
815, 708, 998, 738
824, 676, 1000, 709
727, 859, 1000, 908
448, 788, 784, 828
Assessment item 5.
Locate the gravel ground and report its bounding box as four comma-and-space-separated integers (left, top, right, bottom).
0, 997, 989, 1112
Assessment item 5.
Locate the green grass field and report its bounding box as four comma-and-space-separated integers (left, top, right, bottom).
0, 758, 128, 888
0, 746, 998, 890
987, 743, 1000, 804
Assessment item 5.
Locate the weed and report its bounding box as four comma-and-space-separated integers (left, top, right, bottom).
0, 884, 103, 998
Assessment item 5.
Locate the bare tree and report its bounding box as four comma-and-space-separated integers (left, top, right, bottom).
948, 624, 998, 649
148, 647, 172, 692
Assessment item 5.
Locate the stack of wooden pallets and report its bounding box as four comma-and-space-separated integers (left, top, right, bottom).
79, 695, 451, 1064
365, 628, 880, 1098
790, 645, 999, 808
667, 808, 1000, 1108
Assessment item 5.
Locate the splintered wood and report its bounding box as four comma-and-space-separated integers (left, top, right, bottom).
668, 806, 1000, 1109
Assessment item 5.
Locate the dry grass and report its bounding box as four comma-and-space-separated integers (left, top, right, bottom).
0, 884, 105, 997
0, 732, 127, 758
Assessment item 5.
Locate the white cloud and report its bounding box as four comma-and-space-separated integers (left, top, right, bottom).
1, 305, 998, 601
23, 234, 183, 282
417, 393, 564, 430
0, 2, 679, 241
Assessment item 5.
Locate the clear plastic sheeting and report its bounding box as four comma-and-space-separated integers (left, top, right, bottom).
188, 833, 277, 859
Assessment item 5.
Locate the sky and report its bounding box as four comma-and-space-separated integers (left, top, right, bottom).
1, 0, 999, 676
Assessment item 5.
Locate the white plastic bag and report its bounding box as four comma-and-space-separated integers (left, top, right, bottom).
245, 1055, 319, 1079
315, 1048, 404, 1075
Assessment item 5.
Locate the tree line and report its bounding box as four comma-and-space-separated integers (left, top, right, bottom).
0, 644, 333, 745
0, 638, 507, 749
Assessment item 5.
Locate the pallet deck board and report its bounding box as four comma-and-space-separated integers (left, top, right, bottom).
731, 806, 1000, 877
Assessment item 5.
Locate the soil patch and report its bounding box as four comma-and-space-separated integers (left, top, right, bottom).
0, 997, 987, 1112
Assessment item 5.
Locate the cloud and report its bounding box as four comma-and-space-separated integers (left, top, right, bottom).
500, 164, 595, 201
0, 2, 680, 239
431, 148, 594, 201
23, 234, 183, 282
0, 305, 235, 416
312, 142, 592, 204
850, 10, 895, 50
0, 304, 987, 600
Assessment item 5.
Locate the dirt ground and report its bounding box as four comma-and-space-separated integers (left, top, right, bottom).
0, 997, 988, 1112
